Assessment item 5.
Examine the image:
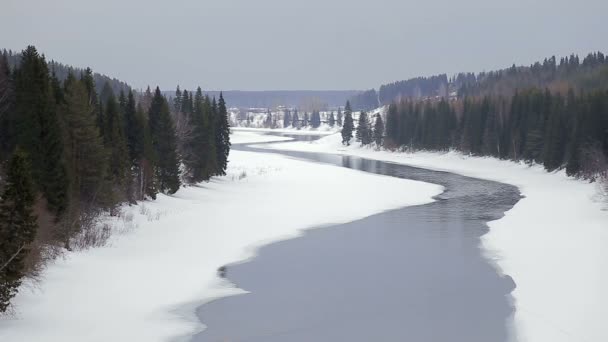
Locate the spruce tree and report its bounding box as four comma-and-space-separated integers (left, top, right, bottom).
283, 109, 292, 128
341, 101, 354, 145
311, 110, 321, 128
12, 46, 68, 215
385, 103, 399, 147
138, 104, 157, 199
148, 87, 181, 194
124, 90, 144, 201
356, 110, 372, 145
215, 92, 231, 176
337, 107, 343, 126
328, 112, 335, 127
60, 75, 108, 217
0, 149, 38, 312
103, 89, 129, 200
373, 114, 384, 146
292, 109, 300, 129
302, 112, 309, 127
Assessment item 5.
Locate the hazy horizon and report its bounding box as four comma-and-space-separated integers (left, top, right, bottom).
2, 0, 607, 91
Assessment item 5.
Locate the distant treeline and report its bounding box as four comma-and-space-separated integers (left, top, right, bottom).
382, 88, 608, 179
349, 52, 608, 110
2, 48, 131, 100
0, 46, 230, 312
184, 90, 360, 110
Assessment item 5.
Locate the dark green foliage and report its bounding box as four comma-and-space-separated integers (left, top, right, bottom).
186, 88, 220, 183
60, 75, 108, 210
283, 109, 292, 128
328, 112, 335, 127
356, 111, 372, 145
384, 87, 608, 178
0, 149, 38, 312
148, 87, 180, 194
103, 88, 129, 195
384, 103, 399, 148
341, 101, 354, 145
373, 114, 384, 146
310, 110, 321, 128
215, 92, 231, 176
11, 46, 68, 215
0, 52, 13, 158
292, 109, 300, 129
0, 45, 235, 311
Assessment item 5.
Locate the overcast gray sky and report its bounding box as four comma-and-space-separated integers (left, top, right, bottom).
2, 0, 607, 91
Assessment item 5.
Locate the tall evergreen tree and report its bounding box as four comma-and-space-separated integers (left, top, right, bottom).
292, 109, 300, 129
148, 87, 180, 194
283, 109, 292, 128
373, 114, 384, 146
60, 75, 108, 226
103, 88, 129, 200
356, 110, 372, 145
12, 46, 68, 215
0, 149, 38, 313
123, 90, 144, 201
341, 101, 354, 145
384, 103, 400, 148
310, 110, 321, 128
215, 92, 231, 176
328, 111, 336, 127
337, 107, 343, 126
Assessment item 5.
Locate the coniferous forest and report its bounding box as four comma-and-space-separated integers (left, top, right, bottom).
0, 46, 230, 311
343, 52, 608, 181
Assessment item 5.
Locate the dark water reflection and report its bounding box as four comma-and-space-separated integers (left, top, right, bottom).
192, 134, 521, 342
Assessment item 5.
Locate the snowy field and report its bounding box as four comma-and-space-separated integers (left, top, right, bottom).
264, 132, 608, 342
232, 126, 337, 136
0, 131, 441, 342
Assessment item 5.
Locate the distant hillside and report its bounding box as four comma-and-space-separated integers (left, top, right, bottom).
2, 49, 131, 96
163, 90, 361, 110
349, 51, 608, 110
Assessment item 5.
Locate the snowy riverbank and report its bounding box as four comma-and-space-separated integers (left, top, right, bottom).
0, 131, 441, 342
263, 132, 608, 342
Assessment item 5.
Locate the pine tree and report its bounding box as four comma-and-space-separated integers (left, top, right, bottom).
12, 46, 68, 215
311, 110, 321, 128
0, 149, 38, 312
328, 111, 336, 127
124, 91, 144, 201
60, 75, 108, 223
337, 107, 343, 126
292, 109, 300, 129
215, 92, 231, 176
356, 110, 372, 145
341, 101, 354, 145
138, 104, 157, 199
173, 86, 182, 113
0, 52, 12, 157
148, 87, 181, 194
103, 88, 129, 201
373, 114, 384, 146
283, 109, 292, 128
264, 109, 272, 128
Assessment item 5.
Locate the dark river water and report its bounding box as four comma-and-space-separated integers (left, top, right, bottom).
191, 133, 521, 342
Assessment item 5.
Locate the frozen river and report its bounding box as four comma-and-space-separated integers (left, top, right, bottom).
192, 134, 521, 342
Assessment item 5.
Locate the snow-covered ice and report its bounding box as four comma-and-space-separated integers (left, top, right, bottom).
264, 132, 608, 342
0, 131, 441, 342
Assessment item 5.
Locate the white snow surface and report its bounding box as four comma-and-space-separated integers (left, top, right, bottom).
232, 126, 337, 136
0, 131, 442, 342
264, 132, 608, 342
